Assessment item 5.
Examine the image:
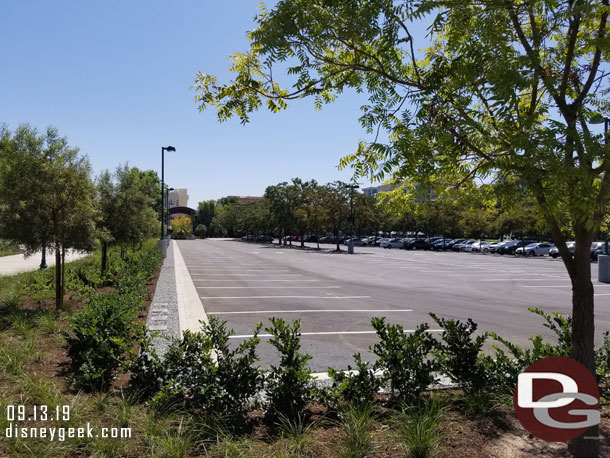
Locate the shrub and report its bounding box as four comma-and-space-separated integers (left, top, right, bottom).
147, 317, 262, 422
328, 353, 381, 407
429, 313, 489, 393
596, 331, 610, 402
65, 243, 162, 391
127, 331, 165, 400
66, 290, 144, 390
482, 307, 572, 393
264, 318, 314, 424
371, 317, 438, 404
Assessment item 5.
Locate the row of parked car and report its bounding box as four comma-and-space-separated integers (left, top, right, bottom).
370, 236, 607, 260
241, 234, 607, 260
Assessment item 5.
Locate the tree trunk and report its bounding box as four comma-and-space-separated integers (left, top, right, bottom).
61, 246, 65, 304
335, 230, 340, 252
55, 245, 62, 309
568, 231, 599, 457
301, 231, 305, 248
101, 241, 108, 274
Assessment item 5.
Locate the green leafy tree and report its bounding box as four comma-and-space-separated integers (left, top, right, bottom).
196, 200, 216, 228
171, 215, 193, 239
194, 5, 609, 452
0, 124, 96, 308
319, 182, 350, 251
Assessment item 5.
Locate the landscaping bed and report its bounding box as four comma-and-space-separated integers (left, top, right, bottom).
0, 243, 609, 457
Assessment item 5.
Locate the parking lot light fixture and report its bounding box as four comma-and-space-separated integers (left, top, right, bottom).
160, 146, 176, 239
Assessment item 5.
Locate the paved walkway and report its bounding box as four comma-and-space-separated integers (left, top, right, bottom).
0, 250, 90, 276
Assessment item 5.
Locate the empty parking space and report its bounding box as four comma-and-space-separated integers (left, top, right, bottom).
177, 239, 610, 370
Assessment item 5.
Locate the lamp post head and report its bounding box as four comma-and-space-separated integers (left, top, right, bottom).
163, 146, 176, 152
590, 114, 609, 124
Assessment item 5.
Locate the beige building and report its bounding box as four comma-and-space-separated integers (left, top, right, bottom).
168, 188, 189, 208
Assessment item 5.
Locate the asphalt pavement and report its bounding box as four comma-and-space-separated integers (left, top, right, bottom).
176, 239, 610, 371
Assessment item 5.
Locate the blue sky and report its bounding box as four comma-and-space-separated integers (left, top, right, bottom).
0, 1, 393, 205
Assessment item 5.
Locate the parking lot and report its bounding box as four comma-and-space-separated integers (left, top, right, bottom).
177, 239, 610, 371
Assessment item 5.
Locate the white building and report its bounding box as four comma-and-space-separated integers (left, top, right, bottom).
168, 188, 189, 208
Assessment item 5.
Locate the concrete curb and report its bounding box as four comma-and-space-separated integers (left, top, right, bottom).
173, 240, 209, 333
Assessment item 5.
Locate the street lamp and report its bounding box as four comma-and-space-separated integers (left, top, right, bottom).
166, 187, 175, 237
160, 146, 176, 239
591, 115, 609, 254
345, 183, 360, 254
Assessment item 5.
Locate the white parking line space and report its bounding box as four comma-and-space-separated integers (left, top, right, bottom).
230, 329, 444, 339
201, 295, 372, 299
197, 286, 341, 289
212, 309, 414, 315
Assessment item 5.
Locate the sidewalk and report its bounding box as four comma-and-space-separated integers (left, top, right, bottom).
0, 250, 90, 276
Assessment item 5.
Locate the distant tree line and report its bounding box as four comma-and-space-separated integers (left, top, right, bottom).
194, 178, 554, 250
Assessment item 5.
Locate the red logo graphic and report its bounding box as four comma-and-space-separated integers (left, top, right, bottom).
514, 356, 600, 442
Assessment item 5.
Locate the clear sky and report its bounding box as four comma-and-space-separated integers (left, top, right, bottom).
0, 0, 394, 205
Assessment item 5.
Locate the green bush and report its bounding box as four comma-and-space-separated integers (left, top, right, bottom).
65, 243, 162, 391
429, 313, 489, 393
264, 318, 314, 424
596, 331, 609, 402
328, 353, 381, 408
482, 307, 572, 393
66, 290, 144, 390
147, 317, 262, 422
371, 318, 438, 404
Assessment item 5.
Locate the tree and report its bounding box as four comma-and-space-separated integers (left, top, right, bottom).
194, 224, 207, 238
0, 124, 96, 308
97, 165, 159, 268
319, 182, 350, 251
196, 200, 216, 228
171, 216, 194, 239
194, 4, 609, 453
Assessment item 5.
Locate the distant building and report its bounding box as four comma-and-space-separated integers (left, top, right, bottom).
236, 196, 262, 204
169, 188, 189, 208
362, 182, 433, 202
361, 184, 395, 198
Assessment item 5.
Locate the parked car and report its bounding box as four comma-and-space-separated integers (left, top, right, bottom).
520, 242, 553, 256
403, 238, 433, 250
343, 238, 366, 246
256, 235, 273, 242
451, 240, 469, 251
549, 241, 575, 258
381, 238, 405, 249
488, 241, 508, 253
319, 236, 336, 244
472, 241, 493, 253
432, 239, 453, 250
374, 237, 391, 247
591, 241, 607, 260
497, 240, 537, 255
446, 239, 464, 250
461, 240, 478, 252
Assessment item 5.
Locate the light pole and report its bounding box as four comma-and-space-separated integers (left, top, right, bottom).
166, 187, 175, 237
345, 183, 360, 254
160, 146, 176, 239
591, 115, 609, 254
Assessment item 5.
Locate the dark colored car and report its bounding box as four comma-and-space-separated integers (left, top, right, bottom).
403, 238, 433, 250
497, 240, 537, 255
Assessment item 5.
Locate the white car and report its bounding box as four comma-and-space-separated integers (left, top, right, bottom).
519, 242, 554, 256
461, 240, 478, 252
381, 238, 404, 249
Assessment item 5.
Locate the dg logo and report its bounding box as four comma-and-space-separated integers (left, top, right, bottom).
514, 356, 600, 442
